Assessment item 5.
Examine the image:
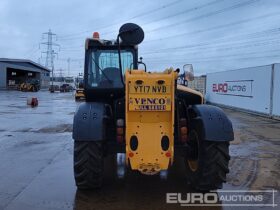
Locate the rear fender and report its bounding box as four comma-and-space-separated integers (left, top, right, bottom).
72, 102, 109, 141
188, 105, 234, 141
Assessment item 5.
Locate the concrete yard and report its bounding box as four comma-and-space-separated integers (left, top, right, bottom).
0, 90, 279, 210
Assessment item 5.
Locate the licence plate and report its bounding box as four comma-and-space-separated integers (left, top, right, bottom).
129, 85, 170, 94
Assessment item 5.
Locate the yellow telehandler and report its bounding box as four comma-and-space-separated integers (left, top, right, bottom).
72, 23, 234, 191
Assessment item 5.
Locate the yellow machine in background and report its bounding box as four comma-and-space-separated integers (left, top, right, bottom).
75, 81, 85, 100
19, 79, 40, 92
75, 89, 85, 100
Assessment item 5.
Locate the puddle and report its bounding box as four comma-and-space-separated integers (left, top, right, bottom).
36, 124, 72, 133
230, 141, 261, 158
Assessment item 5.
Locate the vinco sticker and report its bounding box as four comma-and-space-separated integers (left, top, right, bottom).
129, 96, 171, 111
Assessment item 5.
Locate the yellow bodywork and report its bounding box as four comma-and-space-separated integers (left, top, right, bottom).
177, 84, 204, 104
125, 70, 177, 175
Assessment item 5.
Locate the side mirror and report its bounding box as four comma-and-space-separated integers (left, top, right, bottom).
183, 64, 194, 82
118, 23, 144, 45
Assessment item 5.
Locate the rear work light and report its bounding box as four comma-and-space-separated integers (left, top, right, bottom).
179, 118, 188, 143
93, 32, 100, 39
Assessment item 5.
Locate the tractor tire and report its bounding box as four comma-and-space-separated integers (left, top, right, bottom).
74, 141, 104, 189
185, 128, 230, 191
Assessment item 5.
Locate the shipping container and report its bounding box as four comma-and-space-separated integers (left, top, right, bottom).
272, 64, 280, 118
206, 64, 279, 119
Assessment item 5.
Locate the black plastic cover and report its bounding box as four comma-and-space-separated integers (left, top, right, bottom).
72, 102, 106, 141
190, 105, 234, 141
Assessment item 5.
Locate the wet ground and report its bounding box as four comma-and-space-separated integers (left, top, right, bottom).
0, 90, 279, 210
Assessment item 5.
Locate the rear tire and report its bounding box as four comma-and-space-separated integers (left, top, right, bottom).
185, 128, 230, 191
74, 141, 104, 189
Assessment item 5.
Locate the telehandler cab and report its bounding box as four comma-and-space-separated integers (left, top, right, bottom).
72, 23, 234, 191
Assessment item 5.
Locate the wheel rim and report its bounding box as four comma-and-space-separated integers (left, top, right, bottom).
187, 130, 199, 172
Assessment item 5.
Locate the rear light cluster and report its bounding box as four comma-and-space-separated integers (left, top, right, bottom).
116, 119, 125, 143
179, 118, 188, 143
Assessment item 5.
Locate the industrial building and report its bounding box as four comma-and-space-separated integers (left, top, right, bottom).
188, 75, 206, 96
0, 58, 50, 89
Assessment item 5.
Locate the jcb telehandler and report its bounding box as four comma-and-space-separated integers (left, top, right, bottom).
73, 23, 234, 191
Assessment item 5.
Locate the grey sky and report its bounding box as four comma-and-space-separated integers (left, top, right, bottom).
0, 0, 279, 76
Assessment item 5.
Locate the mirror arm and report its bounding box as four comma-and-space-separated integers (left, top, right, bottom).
117, 35, 125, 85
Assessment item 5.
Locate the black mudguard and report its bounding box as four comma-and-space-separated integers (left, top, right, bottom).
73, 102, 108, 141
189, 105, 234, 141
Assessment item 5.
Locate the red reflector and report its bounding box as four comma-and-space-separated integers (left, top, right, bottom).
180, 126, 188, 135
117, 127, 124, 135
117, 136, 123, 143
128, 152, 134, 158
165, 151, 171, 157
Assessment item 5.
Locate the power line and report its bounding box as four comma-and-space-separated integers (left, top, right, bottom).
57, 13, 280, 56
100, 0, 226, 37
25, 44, 39, 57
143, 12, 280, 43
60, 45, 84, 50
60, 48, 83, 52
58, 0, 184, 39
92, 0, 263, 38
58, 25, 280, 53
141, 36, 280, 55
147, 0, 262, 33
40, 29, 60, 85
129, 0, 183, 20
26, 46, 40, 59
140, 39, 280, 65
141, 0, 224, 27
146, 54, 280, 64
57, 58, 83, 61
58, 0, 262, 42
144, 49, 280, 62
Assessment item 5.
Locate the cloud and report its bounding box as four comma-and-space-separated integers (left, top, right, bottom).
0, 0, 279, 76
